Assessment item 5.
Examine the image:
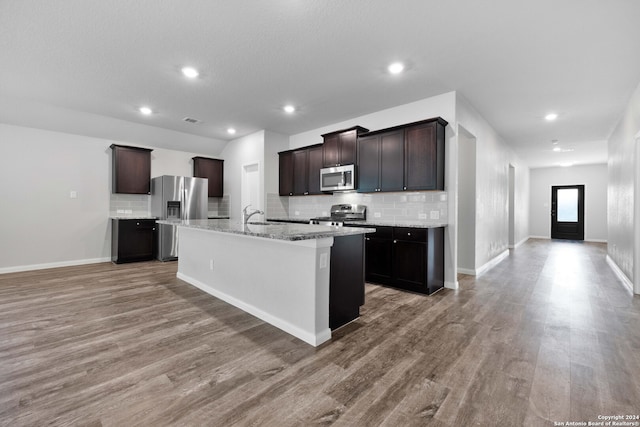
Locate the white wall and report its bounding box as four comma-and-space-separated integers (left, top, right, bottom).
455, 94, 530, 271
221, 131, 265, 220
289, 92, 457, 149
0, 123, 227, 272
608, 81, 640, 289
530, 164, 608, 242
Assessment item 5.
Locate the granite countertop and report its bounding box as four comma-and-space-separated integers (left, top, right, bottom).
267, 217, 447, 229
111, 216, 158, 220
158, 219, 375, 241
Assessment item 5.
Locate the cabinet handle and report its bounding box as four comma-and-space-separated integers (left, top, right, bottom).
136, 222, 140, 226
394, 240, 397, 243
304, 192, 309, 195
403, 186, 407, 190
289, 192, 293, 196
407, 232, 411, 236
152, 228, 156, 231
365, 237, 370, 241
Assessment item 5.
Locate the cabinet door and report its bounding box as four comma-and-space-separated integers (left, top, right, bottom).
193, 157, 223, 197
357, 134, 380, 193
379, 130, 405, 192
339, 130, 357, 165
393, 240, 427, 290
115, 220, 155, 263
405, 123, 439, 190
292, 149, 309, 195
279, 152, 294, 196
112, 145, 152, 194
307, 145, 324, 195
365, 237, 393, 283
322, 134, 340, 167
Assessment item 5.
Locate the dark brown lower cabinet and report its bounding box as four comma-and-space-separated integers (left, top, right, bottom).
111, 219, 156, 264
329, 234, 365, 330
362, 225, 444, 295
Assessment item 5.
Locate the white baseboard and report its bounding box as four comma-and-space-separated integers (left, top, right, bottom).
0, 257, 112, 275
606, 255, 635, 295
444, 280, 459, 290
529, 235, 550, 240
528, 235, 607, 243
508, 237, 529, 249
457, 250, 509, 276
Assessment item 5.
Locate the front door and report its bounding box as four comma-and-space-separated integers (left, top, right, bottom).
551, 185, 585, 240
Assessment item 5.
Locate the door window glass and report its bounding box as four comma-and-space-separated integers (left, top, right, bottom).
557, 188, 578, 222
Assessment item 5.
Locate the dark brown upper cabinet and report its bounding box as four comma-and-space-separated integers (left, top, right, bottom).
357, 129, 404, 193
279, 144, 324, 196
279, 151, 294, 196
404, 120, 446, 191
193, 157, 224, 197
110, 144, 152, 194
307, 145, 324, 195
321, 126, 369, 167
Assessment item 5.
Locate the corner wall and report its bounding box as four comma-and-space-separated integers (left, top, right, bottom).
608, 81, 640, 292
455, 94, 530, 271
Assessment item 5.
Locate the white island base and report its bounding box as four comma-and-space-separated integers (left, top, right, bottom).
176, 226, 334, 346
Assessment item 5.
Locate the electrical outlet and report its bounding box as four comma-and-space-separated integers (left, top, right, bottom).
209, 259, 214, 271
69, 191, 77, 199
419, 213, 427, 220
430, 211, 440, 220
124, 209, 133, 214
117, 209, 125, 214
295, 211, 300, 216
374, 212, 381, 218
320, 253, 328, 269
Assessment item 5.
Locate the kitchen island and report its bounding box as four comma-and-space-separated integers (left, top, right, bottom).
160, 219, 374, 346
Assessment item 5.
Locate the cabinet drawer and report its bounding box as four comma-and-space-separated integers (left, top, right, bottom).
366, 226, 393, 240
393, 227, 427, 242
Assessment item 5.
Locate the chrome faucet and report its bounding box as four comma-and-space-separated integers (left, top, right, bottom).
242, 204, 264, 224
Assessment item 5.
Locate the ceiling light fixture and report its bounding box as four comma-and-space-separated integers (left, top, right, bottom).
227, 128, 236, 135
553, 147, 561, 152
545, 113, 558, 121
560, 162, 574, 167
139, 106, 153, 115
283, 105, 296, 114
388, 62, 405, 74
181, 66, 199, 78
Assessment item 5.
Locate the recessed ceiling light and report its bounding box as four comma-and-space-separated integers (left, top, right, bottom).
283, 105, 296, 114
139, 106, 153, 115
553, 147, 561, 152
181, 66, 199, 78
560, 162, 574, 167
227, 128, 236, 135
545, 113, 558, 121
388, 62, 405, 74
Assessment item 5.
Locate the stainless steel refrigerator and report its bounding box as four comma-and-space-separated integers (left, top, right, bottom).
151, 175, 208, 261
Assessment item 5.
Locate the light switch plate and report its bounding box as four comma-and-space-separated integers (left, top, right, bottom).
69, 191, 77, 199
374, 212, 381, 218
419, 213, 427, 220
295, 211, 300, 216
320, 253, 328, 269
430, 211, 440, 220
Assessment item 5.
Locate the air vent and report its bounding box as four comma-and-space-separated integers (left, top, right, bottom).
183, 117, 201, 124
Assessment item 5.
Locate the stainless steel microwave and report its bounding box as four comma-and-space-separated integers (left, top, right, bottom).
320, 164, 355, 192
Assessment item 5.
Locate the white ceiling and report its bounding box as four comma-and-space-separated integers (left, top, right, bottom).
1, 0, 639, 167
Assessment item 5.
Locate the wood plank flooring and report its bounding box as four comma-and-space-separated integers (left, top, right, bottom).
1, 239, 639, 426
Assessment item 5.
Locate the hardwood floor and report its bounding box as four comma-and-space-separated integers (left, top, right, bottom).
1, 239, 639, 426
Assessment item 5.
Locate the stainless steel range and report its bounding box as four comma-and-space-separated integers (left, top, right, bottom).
310, 204, 367, 226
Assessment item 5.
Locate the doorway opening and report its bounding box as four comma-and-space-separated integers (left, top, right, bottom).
551, 185, 585, 240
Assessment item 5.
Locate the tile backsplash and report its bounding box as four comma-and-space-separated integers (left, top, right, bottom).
109, 194, 150, 217
109, 193, 229, 218
278, 191, 448, 225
